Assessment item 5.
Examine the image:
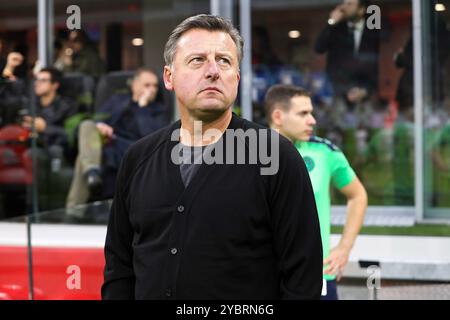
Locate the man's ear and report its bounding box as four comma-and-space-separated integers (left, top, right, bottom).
272, 108, 283, 127
163, 65, 174, 91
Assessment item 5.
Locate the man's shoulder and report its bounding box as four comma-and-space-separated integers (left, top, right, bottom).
234, 115, 295, 151
124, 121, 178, 164
54, 95, 77, 111
109, 93, 132, 104
308, 136, 341, 152
234, 115, 267, 131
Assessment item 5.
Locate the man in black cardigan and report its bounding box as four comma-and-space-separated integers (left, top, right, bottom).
102, 14, 323, 300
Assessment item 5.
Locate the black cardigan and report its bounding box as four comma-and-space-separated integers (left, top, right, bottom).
102, 113, 323, 300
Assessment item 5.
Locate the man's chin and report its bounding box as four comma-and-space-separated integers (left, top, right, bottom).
190, 105, 231, 122
298, 135, 311, 142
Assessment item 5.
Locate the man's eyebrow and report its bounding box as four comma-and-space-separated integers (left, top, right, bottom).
185, 51, 234, 59
184, 53, 206, 62
216, 51, 234, 59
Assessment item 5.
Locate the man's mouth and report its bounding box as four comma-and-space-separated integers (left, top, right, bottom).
201, 87, 222, 93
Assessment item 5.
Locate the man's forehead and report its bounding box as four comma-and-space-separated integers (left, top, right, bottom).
37, 72, 51, 78
176, 29, 237, 55
291, 96, 313, 110
137, 72, 158, 82
344, 0, 358, 6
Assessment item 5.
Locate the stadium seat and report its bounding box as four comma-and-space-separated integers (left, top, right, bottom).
94, 70, 134, 112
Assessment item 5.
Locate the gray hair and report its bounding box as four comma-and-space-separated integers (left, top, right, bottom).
164, 14, 244, 66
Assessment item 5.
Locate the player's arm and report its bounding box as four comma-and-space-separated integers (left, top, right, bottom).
324, 178, 367, 279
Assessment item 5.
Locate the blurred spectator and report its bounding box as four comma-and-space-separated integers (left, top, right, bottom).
395, 5, 450, 110
362, 100, 414, 205
23, 67, 77, 158
315, 0, 380, 103
0, 77, 28, 127
430, 98, 450, 170
1, 36, 29, 81
63, 30, 105, 78
66, 69, 169, 210
53, 39, 69, 71
252, 26, 281, 66
1, 52, 25, 82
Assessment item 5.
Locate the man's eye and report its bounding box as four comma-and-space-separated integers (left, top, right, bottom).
218, 58, 230, 65
190, 57, 203, 64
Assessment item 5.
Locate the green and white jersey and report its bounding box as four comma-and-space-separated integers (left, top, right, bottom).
295, 136, 356, 280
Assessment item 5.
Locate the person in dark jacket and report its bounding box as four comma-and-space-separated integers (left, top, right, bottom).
23, 67, 76, 153
63, 30, 105, 78
315, 0, 380, 104
102, 14, 323, 300
66, 68, 169, 209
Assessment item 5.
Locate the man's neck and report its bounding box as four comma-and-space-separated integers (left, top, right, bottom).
40, 92, 56, 107
179, 108, 233, 146
271, 126, 294, 143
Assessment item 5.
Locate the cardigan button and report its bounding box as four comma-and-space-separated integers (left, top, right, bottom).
177, 205, 185, 213
171, 248, 178, 255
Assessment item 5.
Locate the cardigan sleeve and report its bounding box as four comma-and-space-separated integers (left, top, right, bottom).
268, 135, 323, 300
101, 150, 136, 299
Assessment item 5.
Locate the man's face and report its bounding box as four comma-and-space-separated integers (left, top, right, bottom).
342, 0, 365, 21
34, 71, 58, 97
276, 96, 316, 142
131, 71, 159, 102
163, 29, 240, 120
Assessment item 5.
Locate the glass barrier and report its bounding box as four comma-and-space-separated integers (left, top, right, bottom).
0, 200, 110, 300
249, 0, 414, 206
423, 0, 450, 218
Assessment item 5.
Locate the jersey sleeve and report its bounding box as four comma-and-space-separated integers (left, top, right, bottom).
330, 149, 356, 190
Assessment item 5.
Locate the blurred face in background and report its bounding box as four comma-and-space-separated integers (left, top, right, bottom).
131, 71, 159, 103
272, 95, 317, 142
34, 71, 59, 97
342, 0, 366, 22
68, 31, 84, 53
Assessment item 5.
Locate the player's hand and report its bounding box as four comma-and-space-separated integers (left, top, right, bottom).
323, 245, 350, 281
96, 122, 114, 138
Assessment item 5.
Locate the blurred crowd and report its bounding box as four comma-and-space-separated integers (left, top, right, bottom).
0, 0, 450, 218
0, 30, 171, 219
249, 0, 450, 207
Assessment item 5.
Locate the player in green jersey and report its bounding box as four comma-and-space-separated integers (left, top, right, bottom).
265, 84, 368, 300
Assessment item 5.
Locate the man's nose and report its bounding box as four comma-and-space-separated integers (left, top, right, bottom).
205, 59, 220, 81
309, 115, 317, 126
